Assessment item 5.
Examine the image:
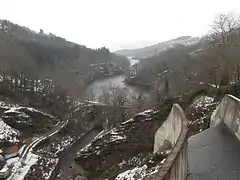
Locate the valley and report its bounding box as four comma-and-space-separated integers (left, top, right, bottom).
0, 10, 239, 180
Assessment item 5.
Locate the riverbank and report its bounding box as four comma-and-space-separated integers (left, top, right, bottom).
84, 74, 151, 99
83, 57, 151, 100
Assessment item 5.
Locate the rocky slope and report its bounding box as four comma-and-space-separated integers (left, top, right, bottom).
186, 95, 219, 136
71, 94, 220, 180
0, 101, 57, 136
74, 108, 171, 180
0, 100, 58, 148
0, 99, 62, 180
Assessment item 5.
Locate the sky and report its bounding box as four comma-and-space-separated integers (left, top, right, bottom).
0, 0, 240, 51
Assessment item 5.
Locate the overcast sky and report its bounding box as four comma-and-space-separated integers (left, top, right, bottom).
0, 0, 240, 50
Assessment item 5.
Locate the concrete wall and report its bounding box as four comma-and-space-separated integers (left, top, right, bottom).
149, 104, 188, 180
211, 94, 240, 140
160, 140, 188, 180
154, 104, 185, 153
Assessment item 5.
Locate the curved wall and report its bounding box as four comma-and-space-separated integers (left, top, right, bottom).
149, 104, 188, 180
211, 94, 240, 140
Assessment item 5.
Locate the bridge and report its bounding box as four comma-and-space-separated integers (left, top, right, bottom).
148, 94, 240, 180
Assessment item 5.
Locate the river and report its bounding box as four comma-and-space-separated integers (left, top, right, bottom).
84, 58, 147, 100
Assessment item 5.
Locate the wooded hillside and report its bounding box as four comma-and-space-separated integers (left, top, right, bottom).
0, 20, 129, 98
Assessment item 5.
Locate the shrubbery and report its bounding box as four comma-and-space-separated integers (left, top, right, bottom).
208, 83, 240, 99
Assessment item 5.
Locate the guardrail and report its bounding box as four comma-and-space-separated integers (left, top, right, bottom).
211, 94, 240, 140
147, 104, 189, 180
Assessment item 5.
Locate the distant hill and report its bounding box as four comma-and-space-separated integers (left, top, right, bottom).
114, 36, 200, 59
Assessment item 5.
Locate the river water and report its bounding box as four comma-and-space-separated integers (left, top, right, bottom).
84, 58, 146, 100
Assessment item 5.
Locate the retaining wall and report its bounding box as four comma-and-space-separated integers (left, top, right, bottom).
149, 104, 188, 180
211, 94, 240, 140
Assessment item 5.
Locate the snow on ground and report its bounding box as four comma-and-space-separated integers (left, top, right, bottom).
0, 102, 56, 130
110, 134, 126, 142
115, 165, 148, 180
121, 118, 134, 125
3, 108, 32, 125
42, 158, 58, 179
137, 109, 153, 116
77, 130, 103, 155
75, 107, 167, 180
191, 96, 215, 110
0, 101, 55, 119
25, 156, 59, 180
0, 101, 17, 108
78, 128, 126, 156
115, 163, 162, 180
4, 106, 55, 119
5, 120, 65, 179
78, 108, 159, 157
54, 136, 75, 155
187, 95, 218, 135
0, 118, 19, 143
37, 135, 76, 157
7, 152, 39, 180
121, 109, 156, 125
6, 133, 61, 179
208, 84, 220, 88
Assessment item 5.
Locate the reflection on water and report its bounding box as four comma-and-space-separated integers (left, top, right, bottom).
84, 58, 147, 101
85, 75, 127, 98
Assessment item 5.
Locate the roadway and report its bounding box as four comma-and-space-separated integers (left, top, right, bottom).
56, 129, 100, 180
188, 124, 240, 180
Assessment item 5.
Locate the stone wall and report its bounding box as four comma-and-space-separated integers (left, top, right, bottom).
211, 94, 240, 140
149, 104, 188, 180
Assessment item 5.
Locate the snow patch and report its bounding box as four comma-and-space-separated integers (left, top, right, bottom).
192, 96, 215, 109
4, 106, 54, 119
121, 118, 134, 125
0, 118, 19, 143
7, 152, 39, 180
110, 134, 126, 142
115, 165, 147, 180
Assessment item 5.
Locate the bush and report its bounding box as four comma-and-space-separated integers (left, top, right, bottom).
208, 83, 240, 99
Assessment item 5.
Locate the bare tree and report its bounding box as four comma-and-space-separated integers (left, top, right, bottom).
129, 91, 148, 112
208, 13, 240, 85
98, 85, 131, 127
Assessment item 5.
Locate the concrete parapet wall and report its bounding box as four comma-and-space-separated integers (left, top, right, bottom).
154, 104, 182, 153
149, 104, 188, 180
211, 94, 240, 140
